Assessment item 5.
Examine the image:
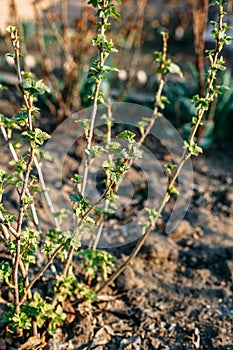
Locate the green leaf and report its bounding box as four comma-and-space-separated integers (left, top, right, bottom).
21, 71, 35, 79
0, 170, 12, 185
76, 118, 90, 131
48, 304, 66, 335
22, 128, 50, 146
192, 95, 212, 111
0, 117, 21, 136
69, 193, 83, 203
102, 160, 116, 170
183, 140, 203, 156
2, 214, 15, 226
0, 84, 8, 92
116, 130, 136, 141
168, 62, 183, 78
5, 52, 15, 59
6, 25, 18, 34
22, 79, 50, 95
34, 128, 50, 145
145, 208, 161, 224
12, 111, 28, 127
12, 311, 32, 331
0, 261, 12, 281
78, 284, 98, 303
109, 4, 121, 21
168, 184, 180, 196
77, 249, 115, 284
88, 0, 99, 7
92, 34, 105, 47
29, 291, 54, 328
63, 230, 81, 250
164, 162, 177, 175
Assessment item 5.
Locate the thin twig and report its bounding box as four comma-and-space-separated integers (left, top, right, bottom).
13, 146, 35, 313
92, 102, 113, 249
7, 0, 29, 71
191, 0, 209, 143
94, 34, 169, 244
62, 0, 110, 279
19, 242, 66, 306
96, 4, 227, 294
0, 118, 42, 232
34, 157, 59, 228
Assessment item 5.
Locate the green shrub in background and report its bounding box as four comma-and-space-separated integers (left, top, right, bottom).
163, 64, 233, 147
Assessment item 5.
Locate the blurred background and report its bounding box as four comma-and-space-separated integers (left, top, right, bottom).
0, 0, 233, 148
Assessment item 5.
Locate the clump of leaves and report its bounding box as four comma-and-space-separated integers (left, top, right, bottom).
77, 249, 116, 285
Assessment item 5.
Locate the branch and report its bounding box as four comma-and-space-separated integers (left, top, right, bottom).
19, 242, 66, 306
96, 2, 228, 294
